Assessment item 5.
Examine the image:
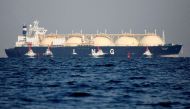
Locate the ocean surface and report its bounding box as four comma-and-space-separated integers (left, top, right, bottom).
0, 57, 190, 109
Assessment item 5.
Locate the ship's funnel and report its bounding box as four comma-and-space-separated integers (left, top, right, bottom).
22, 25, 27, 36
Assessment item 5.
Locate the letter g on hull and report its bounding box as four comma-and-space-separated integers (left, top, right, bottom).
110, 49, 114, 55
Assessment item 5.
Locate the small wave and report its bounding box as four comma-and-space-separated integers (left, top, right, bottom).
68, 92, 91, 97
129, 76, 146, 80
66, 81, 76, 85
126, 68, 137, 71
106, 80, 122, 84
46, 84, 61, 87
133, 89, 146, 93
47, 98, 62, 103
70, 68, 86, 72
77, 83, 90, 88
132, 83, 141, 87
137, 101, 180, 107
157, 101, 173, 107
95, 63, 115, 67
37, 68, 48, 72
69, 83, 91, 89
182, 91, 190, 96
122, 94, 132, 98
176, 65, 190, 70
106, 86, 115, 90
74, 65, 81, 67
141, 82, 154, 88
172, 84, 183, 90
20, 97, 34, 102
144, 63, 158, 66
25, 82, 61, 88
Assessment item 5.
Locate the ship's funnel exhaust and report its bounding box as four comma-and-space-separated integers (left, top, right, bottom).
22, 25, 27, 36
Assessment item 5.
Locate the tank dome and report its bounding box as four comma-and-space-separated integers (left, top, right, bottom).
41, 37, 54, 46
115, 37, 139, 46
140, 35, 164, 46
66, 37, 82, 46
93, 36, 114, 46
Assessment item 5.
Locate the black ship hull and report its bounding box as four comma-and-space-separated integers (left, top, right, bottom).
5, 44, 182, 58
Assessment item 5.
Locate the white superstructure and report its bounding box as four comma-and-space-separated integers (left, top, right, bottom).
27, 20, 47, 46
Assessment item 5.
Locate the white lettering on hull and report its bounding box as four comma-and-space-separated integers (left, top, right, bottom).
72, 49, 77, 55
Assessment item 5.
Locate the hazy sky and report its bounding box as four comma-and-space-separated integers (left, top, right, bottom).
0, 0, 190, 57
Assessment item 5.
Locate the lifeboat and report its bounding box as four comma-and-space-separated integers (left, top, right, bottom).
25, 44, 36, 58
43, 46, 53, 57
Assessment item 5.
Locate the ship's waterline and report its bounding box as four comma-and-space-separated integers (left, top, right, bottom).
5, 20, 182, 58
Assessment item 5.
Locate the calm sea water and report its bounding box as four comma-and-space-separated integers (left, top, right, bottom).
0, 57, 190, 109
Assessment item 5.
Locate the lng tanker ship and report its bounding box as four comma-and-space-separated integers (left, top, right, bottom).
5, 21, 182, 58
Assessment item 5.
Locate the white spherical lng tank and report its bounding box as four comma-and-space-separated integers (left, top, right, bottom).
66, 37, 82, 46
140, 35, 164, 46
93, 36, 114, 46
115, 37, 139, 46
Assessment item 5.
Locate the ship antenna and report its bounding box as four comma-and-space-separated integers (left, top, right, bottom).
162, 30, 166, 44
56, 30, 58, 35
96, 29, 99, 34
144, 29, 147, 34
180, 46, 184, 55
80, 29, 83, 34
154, 29, 157, 35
